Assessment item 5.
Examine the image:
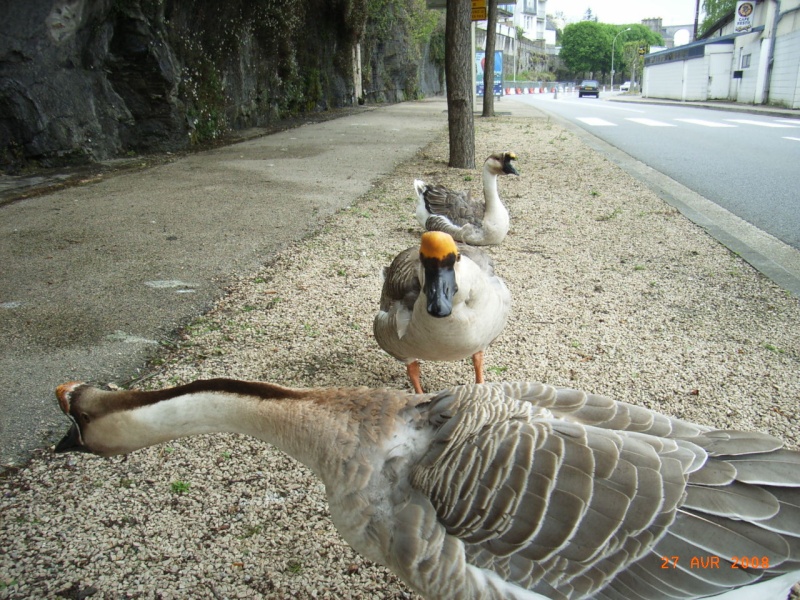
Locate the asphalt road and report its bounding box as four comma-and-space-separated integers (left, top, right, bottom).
0, 101, 449, 467
515, 91, 800, 250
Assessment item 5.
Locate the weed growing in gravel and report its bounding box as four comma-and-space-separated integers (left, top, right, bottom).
597, 207, 621, 221
464, 175, 473, 182
118, 478, 134, 489
286, 559, 303, 574
487, 366, 508, 374
240, 524, 262, 538
764, 344, 785, 354
170, 481, 191, 494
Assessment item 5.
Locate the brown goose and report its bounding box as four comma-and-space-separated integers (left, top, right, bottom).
55, 379, 800, 600
414, 151, 518, 246
373, 231, 511, 393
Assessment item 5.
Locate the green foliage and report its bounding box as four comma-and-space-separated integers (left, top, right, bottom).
170, 481, 191, 494
560, 21, 663, 79
362, 0, 443, 101
701, 0, 736, 35
560, 21, 611, 75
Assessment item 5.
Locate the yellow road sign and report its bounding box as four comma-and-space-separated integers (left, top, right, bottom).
472, 0, 487, 20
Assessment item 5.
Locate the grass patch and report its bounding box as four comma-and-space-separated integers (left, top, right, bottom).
170, 481, 191, 495
764, 344, 785, 354
597, 207, 621, 221
286, 559, 303, 574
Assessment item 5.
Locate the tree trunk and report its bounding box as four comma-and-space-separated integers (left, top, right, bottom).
482, 0, 497, 117
445, 0, 475, 169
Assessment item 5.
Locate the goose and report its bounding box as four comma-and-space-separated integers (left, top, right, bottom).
414, 151, 518, 246
55, 379, 800, 600
374, 230, 511, 393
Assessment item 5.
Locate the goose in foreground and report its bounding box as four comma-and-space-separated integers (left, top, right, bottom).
55, 379, 800, 600
414, 151, 518, 246
374, 231, 510, 393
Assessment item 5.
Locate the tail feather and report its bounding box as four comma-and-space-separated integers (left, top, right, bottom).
414, 179, 428, 200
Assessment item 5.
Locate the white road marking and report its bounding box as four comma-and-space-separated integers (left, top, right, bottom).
576, 117, 616, 126
783, 136, 800, 142
674, 118, 737, 128
625, 118, 676, 127
726, 119, 800, 128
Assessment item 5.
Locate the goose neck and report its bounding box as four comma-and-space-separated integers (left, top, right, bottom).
106, 384, 348, 476
482, 164, 501, 209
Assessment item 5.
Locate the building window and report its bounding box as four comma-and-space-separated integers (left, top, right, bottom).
741, 53, 751, 68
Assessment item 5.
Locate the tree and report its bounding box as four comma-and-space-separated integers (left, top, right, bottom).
445, 0, 475, 168
482, 0, 498, 117
560, 21, 663, 81
559, 21, 610, 76
700, 0, 735, 35
610, 24, 663, 80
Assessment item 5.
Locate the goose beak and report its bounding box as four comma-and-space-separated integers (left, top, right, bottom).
55, 422, 90, 454
419, 231, 459, 318
503, 153, 519, 176
54, 381, 90, 454
423, 263, 456, 318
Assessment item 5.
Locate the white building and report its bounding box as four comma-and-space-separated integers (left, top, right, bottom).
509, 0, 549, 42
642, 0, 800, 107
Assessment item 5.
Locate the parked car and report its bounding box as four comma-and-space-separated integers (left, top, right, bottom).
620, 81, 631, 92
578, 79, 599, 98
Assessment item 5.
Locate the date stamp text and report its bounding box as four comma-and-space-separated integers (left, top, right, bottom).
661, 555, 770, 569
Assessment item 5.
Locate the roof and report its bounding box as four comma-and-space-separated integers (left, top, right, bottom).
645, 25, 765, 66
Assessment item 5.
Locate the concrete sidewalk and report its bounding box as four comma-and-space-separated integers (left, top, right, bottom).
0, 99, 450, 467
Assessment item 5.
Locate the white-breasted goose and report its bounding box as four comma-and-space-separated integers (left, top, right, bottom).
373, 231, 511, 393
414, 151, 518, 246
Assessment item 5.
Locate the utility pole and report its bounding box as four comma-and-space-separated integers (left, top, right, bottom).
610, 27, 631, 90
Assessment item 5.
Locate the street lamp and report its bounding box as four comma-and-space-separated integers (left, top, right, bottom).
611, 27, 631, 91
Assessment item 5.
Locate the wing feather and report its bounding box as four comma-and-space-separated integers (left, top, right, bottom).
405, 383, 800, 598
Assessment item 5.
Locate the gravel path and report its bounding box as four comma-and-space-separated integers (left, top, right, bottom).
1, 110, 799, 599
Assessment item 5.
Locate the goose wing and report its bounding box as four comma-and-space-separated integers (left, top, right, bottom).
378, 247, 420, 313
420, 183, 485, 230
407, 383, 800, 599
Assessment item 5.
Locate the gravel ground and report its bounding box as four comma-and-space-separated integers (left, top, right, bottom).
1, 111, 799, 600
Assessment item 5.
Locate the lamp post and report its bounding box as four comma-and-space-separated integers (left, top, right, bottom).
611, 27, 631, 91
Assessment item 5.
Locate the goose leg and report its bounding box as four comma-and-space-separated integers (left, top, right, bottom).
406, 361, 424, 394
472, 351, 485, 384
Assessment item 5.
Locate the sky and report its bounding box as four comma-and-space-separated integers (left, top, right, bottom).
548, 0, 702, 26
